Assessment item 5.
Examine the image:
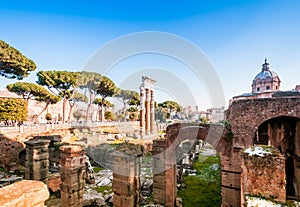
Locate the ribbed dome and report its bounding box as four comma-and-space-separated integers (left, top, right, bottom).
251, 58, 281, 93
253, 58, 279, 81
254, 70, 279, 80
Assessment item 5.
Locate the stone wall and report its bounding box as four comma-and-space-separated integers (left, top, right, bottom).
221, 96, 300, 207
0, 134, 24, 170
227, 97, 300, 148
241, 146, 286, 204
0, 180, 49, 207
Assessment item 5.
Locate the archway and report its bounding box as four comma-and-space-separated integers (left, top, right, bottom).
152, 123, 223, 207
254, 116, 300, 201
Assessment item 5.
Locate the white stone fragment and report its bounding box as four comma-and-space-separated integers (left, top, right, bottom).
244, 146, 272, 157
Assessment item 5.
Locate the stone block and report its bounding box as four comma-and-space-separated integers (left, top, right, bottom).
60, 182, 85, 193
112, 178, 137, 196
0, 180, 49, 207
113, 194, 136, 207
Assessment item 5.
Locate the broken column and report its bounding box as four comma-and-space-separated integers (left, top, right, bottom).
112, 144, 143, 207
60, 145, 86, 207
25, 139, 50, 182
241, 146, 286, 206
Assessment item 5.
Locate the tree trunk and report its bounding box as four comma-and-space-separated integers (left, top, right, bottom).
100, 105, 104, 122
37, 102, 50, 122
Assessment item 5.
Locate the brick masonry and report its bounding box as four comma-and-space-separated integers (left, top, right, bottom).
24, 139, 50, 182
241, 146, 286, 204
60, 145, 86, 207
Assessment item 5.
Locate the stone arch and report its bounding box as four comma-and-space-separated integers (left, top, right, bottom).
254, 116, 300, 201
152, 123, 224, 207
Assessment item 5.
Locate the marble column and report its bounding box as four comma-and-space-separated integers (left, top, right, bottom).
145, 88, 151, 135
139, 87, 145, 138
150, 90, 155, 134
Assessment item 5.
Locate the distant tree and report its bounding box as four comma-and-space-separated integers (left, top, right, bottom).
7, 82, 51, 102
35, 94, 61, 118
104, 111, 115, 121
96, 76, 118, 122
7, 82, 61, 121
93, 98, 114, 121
127, 107, 139, 121
45, 113, 52, 121
37, 70, 79, 123
67, 91, 88, 122
0, 40, 36, 79
77, 71, 102, 122
73, 110, 86, 122
158, 100, 182, 121
0, 98, 27, 126
115, 89, 139, 120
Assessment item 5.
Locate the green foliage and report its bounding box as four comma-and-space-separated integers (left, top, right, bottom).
77, 71, 102, 93
45, 113, 52, 121
0, 98, 27, 122
37, 70, 79, 122
97, 76, 118, 100
70, 91, 88, 104
178, 156, 222, 207
77, 71, 102, 122
199, 117, 210, 125
0, 40, 36, 79
93, 166, 104, 173
104, 111, 115, 121
115, 89, 139, 105
93, 98, 114, 108
37, 70, 79, 96
7, 82, 52, 101
93, 186, 112, 194
158, 100, 182, 113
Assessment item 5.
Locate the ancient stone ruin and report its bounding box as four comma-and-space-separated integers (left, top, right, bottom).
139, 76, 156, 137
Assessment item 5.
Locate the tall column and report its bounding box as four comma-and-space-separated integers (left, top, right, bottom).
25, 139, 50, 182
112, 144, 143, 207
150, 90, 155, 134
139, 87, 145, 138
145, 88, 151, 135
60, 145, 86, 207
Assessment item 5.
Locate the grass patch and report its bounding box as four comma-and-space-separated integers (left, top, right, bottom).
93, 166, 104, 173
178, 155, 222, 207
93, 186, 112, 194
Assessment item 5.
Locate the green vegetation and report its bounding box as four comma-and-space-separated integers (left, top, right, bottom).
0, 40, 36, 80
37, 70, 79, 123
93, 186, 112, 194
93, 166, 104, 173
178, 156, 222, 207
0, 98, 27, 125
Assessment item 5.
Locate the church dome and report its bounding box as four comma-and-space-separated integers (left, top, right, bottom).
251, 58, 281, 93
253, 60, 279, 81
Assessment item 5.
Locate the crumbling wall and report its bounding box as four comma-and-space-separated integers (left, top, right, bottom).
241, 146, 286, 205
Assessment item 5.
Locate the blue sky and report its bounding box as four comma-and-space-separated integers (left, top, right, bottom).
0, 0, 299, 110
